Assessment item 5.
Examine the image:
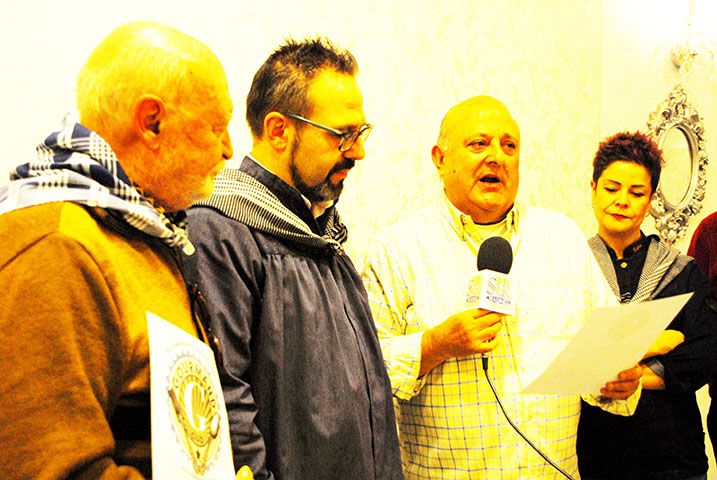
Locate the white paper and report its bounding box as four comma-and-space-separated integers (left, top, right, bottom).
521, 293, 693, 395
147, 312, 235, 479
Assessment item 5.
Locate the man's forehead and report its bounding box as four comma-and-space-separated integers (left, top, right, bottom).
185, 61, 233, 118
307, 69, 365, 124
455, 110, 520, 141
443, 98, 520, 141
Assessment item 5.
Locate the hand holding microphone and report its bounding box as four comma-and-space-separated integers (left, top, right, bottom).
451, 235, 515, 358
430, 308, 504, 357
420, 308, 504, 375
420, 236, 513, 375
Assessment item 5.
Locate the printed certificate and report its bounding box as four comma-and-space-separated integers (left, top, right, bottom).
147, 312, 235, 479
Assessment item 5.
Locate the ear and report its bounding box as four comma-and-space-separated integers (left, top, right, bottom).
431, 145, 445, 172
263, 112, 291, 152
134, 95, 165, 151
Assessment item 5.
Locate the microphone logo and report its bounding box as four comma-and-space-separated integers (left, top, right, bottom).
466, 270, 515, 314
466, 236, 515, 315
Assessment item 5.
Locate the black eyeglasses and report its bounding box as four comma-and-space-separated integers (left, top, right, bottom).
286, 113, 373, 152
188, 283, 223, 367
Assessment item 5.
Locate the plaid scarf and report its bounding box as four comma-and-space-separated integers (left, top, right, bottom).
589, 235, 690, 303
195, 166, 348, 255
0, 118, 194, 254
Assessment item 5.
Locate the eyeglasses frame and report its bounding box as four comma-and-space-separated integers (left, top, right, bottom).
286, 113, 372, 152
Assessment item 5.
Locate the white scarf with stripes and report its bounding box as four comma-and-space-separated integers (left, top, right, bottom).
195, 167, 348, 255
589, 235, 690, 303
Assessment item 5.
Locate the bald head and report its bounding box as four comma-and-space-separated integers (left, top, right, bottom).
437, 96, 520, 150
74, 21, 234, 211
76, 21, 226, 143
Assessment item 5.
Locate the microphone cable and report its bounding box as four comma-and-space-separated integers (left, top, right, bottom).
481, 355, 575, 480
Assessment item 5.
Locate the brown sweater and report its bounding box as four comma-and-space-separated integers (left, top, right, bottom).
0, 202, 197, 479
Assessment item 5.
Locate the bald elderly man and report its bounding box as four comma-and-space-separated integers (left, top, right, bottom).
0, 22, 233, 479
362, 96, 642, 479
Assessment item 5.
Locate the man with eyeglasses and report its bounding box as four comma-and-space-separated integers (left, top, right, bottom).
183, 38, 403, 480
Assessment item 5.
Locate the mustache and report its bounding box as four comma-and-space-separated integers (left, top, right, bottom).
328, 159, 356, 176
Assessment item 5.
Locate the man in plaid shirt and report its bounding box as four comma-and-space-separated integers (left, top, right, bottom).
362, 95, 642, 479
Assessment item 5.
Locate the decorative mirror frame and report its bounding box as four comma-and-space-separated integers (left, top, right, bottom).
647, 84, 708, 244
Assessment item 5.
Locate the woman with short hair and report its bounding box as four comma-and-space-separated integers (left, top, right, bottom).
577, 131, 716, 480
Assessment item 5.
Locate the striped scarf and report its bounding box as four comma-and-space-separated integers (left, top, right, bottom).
589, 235, 690, 303
195, 166, 348, 255
0, 118, 194, 254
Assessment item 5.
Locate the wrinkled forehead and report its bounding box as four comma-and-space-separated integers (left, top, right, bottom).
181, 55, 233, 112
439, 97, 519, 144
455, 107, 519, 141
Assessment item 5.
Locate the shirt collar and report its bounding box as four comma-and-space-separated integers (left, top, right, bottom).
441, 189, 521, 250
600, 232, 655, 261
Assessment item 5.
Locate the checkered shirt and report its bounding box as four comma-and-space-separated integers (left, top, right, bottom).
362, 197, 640, 479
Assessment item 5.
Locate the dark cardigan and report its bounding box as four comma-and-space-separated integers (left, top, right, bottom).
577, 235, 717, 480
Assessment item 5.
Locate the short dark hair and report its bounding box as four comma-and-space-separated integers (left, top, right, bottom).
592, 131, 663, 193
246, 37, 358, 138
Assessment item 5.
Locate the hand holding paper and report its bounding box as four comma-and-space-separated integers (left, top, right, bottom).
599, 364, 642, 399
522, 293, 693, 395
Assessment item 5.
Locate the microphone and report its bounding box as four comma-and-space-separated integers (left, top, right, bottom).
470, 238, 574, 480
465, 236, 515, 315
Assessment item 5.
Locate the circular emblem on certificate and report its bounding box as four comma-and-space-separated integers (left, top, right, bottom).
167, 355, 221, 475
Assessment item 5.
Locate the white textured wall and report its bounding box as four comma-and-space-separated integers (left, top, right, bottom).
1, 0, 716, 475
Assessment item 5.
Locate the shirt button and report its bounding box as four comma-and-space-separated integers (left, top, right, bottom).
620, 262, 628, 268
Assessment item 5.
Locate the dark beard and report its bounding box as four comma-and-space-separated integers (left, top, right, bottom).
289, 138, 354, 202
